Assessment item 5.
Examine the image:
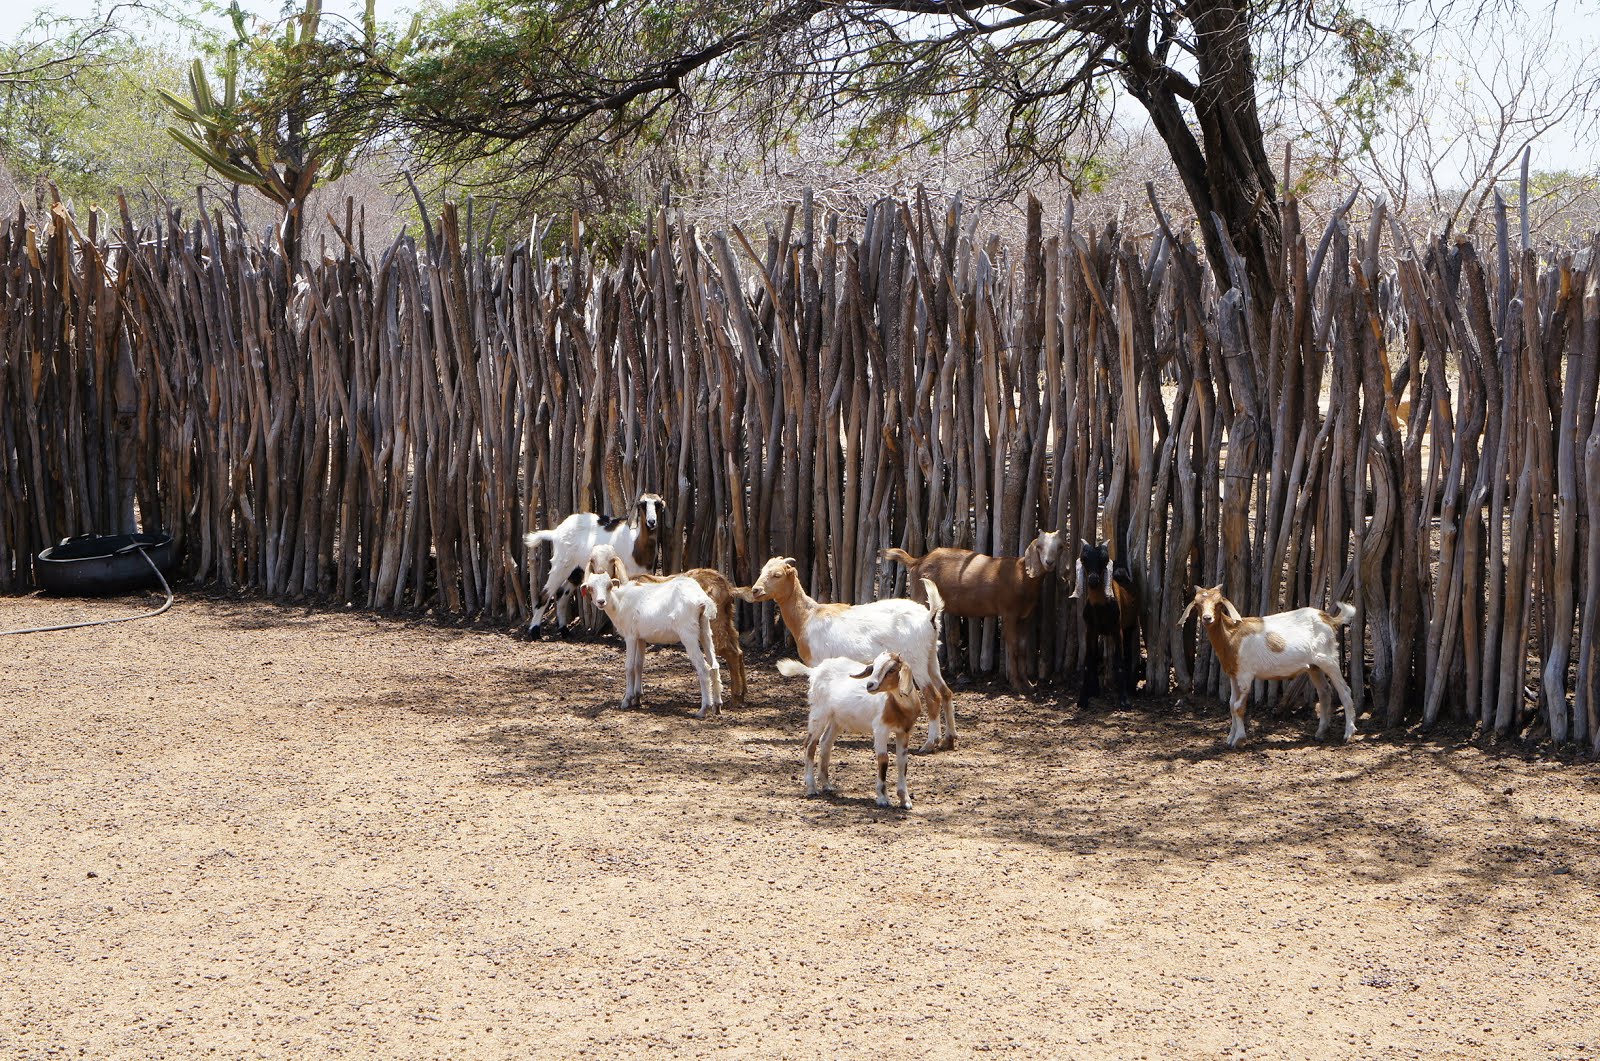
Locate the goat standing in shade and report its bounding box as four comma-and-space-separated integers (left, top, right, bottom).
1076, 541, 1140, 709
880, 531, 1064, 692
581, 554, 723, 718
524, 492, 666, 637
1180, 584, 1357, 749
586, 544, 754, 707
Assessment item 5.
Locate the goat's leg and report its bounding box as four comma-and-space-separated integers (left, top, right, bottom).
1003, 622, 1029, 694
1079, 634, 1102, 706
1309, 668, 1333, 740
703, 620, 724, 715
684, 636, 715, 719
818, 722, 838, 793
528, 571, 565, 636
1319, 662, 1358, 741
918, 685, 944, 754
623, 638, 644, 710
917, 662, 956, 753
718, 625, 747, 707
802, 730, 820, 795
919, 711, 941, 755
1226, 677, 1249, 748
894, 732, 912, 809
874, 734, 891, 806
1111, 629, 1132, 710
936, 679, 957, 751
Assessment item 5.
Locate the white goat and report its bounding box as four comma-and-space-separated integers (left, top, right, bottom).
1179, 584, 1357, 749
524, 492, 666, 636
749, 556, 955, 753
582, 555, 722, 718
777, 651, 923, 808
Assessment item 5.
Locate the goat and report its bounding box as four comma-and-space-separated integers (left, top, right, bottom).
1076, 541, 1140, 709
1179, 584, 1357, 749
580, 554, 722, 718
749, 556, 956, 752
777, 652, 923, 808
586, 545, 753, 707
880, 531, 1064, 691
524, 492, 666, 636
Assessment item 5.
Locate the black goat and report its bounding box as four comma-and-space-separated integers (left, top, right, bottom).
1077, 540, 1140, 708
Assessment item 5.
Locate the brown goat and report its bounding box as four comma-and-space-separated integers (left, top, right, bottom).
880, 531, 1064, 691
586, 545, 751, 706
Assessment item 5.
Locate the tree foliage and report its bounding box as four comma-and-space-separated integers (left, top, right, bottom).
359, 0, 1432, 298
160, 0, 417, 259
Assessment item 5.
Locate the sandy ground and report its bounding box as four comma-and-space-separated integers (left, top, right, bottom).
3, 589, 1599, 1060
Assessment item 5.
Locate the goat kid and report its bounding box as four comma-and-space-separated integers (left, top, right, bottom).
1180, 584, 1357, 748
581, 555, 722, 718
750, 556, 956, 752
587, 545, 753, 706
1077, 541, 1140, 709
525, 492, 666, 636
880, 530, 1064, 691
777, 651, 922, 808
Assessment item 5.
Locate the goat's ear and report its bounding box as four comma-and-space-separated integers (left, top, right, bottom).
1177, 597, 1195, 627
1220, 598, 1244, 622
1023, 538, 1044, 579
897, 663, 918, 698
607, 555, 628, 582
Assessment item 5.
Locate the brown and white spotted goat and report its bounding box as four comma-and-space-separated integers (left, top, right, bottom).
1179, 585, 1357, 749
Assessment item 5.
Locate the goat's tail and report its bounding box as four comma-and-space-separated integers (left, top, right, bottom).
920, 579, 946, 626
775, 658, 812, 679
879, 547, 918, 568
1327, 601, 1357, 627
524, 529, 554, 550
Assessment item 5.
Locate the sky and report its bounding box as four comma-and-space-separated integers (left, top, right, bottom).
0, 0, 419, 40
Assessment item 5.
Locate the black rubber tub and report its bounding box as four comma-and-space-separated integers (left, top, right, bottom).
35, 532, 175, 596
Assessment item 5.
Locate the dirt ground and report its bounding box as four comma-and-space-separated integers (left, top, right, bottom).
3, 589, 1599, 1060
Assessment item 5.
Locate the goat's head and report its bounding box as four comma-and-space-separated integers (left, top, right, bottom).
1025, 531, 1065, 578
749, 556, 797, 602
580, 568, 620, 610
1178, 584, 1239, 628
853, 651, 917, 700
1078, 540, 1112, 593
636, 493, 666, 533
586, 544, 622, 577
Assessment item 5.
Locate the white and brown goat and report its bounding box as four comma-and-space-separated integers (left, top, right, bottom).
1180, 584, 1357, 748
749, 556, 955, 752
777, 651, 924, 808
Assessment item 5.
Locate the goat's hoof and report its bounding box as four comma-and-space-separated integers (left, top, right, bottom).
938, 737, 956, 752
901, 798, 914, 810
876, 796, 891, 807
527, 625, 543, 640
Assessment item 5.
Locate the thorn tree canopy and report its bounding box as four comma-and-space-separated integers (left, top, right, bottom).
371, 0, 1418, 300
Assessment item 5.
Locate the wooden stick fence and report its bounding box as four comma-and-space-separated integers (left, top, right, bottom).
3, 189, 1597, 750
